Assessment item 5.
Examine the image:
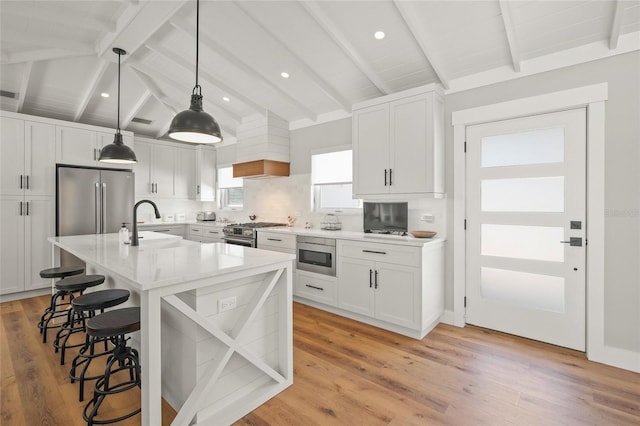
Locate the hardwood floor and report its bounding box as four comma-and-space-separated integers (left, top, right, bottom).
2, 296, 639, 425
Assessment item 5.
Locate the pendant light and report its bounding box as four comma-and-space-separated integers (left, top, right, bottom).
168, 0, 222, 144
99, 47, 137, 163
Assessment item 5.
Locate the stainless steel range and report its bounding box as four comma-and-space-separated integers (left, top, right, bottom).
223, 222, 287, 247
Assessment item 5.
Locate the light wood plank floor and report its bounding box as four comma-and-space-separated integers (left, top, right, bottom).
2, 296, 639, 425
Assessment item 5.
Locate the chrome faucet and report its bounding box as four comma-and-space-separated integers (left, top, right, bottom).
131, 199, 161, 246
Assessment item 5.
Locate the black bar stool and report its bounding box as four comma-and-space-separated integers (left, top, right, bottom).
37, 265, 85, 343
67, 289, 130, 401
82, 307, 141, 425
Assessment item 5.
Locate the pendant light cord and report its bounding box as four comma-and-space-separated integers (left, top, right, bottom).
193, 0, 201, 96
117, 50, 121, 133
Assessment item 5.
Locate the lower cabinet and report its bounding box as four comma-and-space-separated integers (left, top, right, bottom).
338, 256, 419, 329
295, 270, 337, 307
187, 224, 224, 243
0, 196, 54, 295
256, 231, 296, 286
140, 224, 186, 238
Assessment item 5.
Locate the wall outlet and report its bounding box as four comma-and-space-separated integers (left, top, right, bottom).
420, 213, 435, 223
218, 296, 237, 312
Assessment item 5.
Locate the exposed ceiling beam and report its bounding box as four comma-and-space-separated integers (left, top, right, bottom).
3, 6, 115, 33
609, 0, 626, 49
169, 21, 307, 118
73, 59, 109, 122
96, 0, 189, 61
299, 1, 391, 95
393, 0, 450, 89
499, 0, 521, 73
233, 2, 352, 112
142, 45, 242, 123
1, 49, 94, 65
0, 31, 94, 54
17, 62, 33, 113
121, 90, 152, 129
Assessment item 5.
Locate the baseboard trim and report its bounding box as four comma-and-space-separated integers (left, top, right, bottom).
589, 344, 640, 373
439, 309, 457, 326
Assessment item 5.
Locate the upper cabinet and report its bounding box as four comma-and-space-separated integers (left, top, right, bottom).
352, 85, 445, 198
195, 147, 216, 202
56, 126, 134, 169
1, 116, 56, 197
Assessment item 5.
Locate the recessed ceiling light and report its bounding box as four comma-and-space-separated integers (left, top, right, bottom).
374, 31, 385, 40
281, 72, 290, 79
101, 92, 110, 98
222, 96, 230, 102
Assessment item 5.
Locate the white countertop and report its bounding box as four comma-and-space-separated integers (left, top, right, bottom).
257, 227, 445, 247
48, 231, 295, 291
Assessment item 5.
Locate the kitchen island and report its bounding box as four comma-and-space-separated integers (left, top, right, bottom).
49, 232, 295, 426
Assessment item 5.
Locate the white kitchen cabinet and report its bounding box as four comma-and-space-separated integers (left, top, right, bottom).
175, 147, 197, 199
56, 127, 134, 169
188, 224, 224, 243
0, 196, 55, 295
352, 85, 444, 198
1, 117, 56, 197
295, 269, 337, 307
195, 147, 216, 202
338, 248, 419, 329
257, 231, 296, 286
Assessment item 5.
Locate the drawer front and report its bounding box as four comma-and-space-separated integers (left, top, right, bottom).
189, 225, 203, 235
295, 270, 337, 306
203, 227, 223, 239
145, 225, 185, 236
338, 240, 420, 267
257, 231, 296, 250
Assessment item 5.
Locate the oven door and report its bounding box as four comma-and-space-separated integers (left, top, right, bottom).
297, 243, 335, 276
223, 236, 254, 247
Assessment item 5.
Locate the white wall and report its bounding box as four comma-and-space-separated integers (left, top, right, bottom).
444, 51, 640, 354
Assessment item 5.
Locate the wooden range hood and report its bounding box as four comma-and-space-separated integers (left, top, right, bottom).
233, 159, 290, 178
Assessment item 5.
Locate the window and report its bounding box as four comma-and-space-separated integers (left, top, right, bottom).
312, 149, 361, 211
218, 166, 243, 209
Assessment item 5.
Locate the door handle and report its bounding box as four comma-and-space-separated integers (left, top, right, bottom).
374, 270, 379, 289
560, 237, 582, 247
26, 175, 29, 189
19, 201, 23, 216
95, 183, 100, 234
384, 169, 387, 186
389, 169, 392, 186
19, 174, 23, 189
25, 201, 29, 216
197, 184, 200, 194
369, 269, 373, 288
101, 183, 107, 233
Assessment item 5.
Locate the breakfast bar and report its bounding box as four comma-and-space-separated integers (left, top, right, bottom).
48, 232, 295, 426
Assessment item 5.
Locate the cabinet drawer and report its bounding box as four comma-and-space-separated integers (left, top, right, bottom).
338, 240, 420, 267
203, 227, 224, 238
257, 231, 296, 250
295, 270, 337, 307
189, 225, 203, 235
144, 225, 185, 237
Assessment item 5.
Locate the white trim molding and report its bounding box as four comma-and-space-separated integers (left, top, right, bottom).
452, 83, 638, 372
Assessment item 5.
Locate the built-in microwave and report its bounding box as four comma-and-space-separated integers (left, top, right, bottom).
296, 236, 336, 276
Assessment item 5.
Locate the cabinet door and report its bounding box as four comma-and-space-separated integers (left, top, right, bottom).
0, 117, 25, 196
56, 126, 97, 167
374, 262, 420, 328
134, 142, 153, 196
196, 147, 216, 201
25, 121, 56, 196
389, 94, 430, 194
175, 147, 197, 199
0, 197, 25, 294
352, 104, 389, 196
152, 144, 176, 197
338, 257, 374, 316
24, 197, 55, 291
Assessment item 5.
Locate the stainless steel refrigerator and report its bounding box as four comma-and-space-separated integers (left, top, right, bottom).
56, 165, 134, 268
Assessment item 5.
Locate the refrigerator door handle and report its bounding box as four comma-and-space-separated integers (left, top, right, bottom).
95, 183, 100, 234
102, 183, 107, 233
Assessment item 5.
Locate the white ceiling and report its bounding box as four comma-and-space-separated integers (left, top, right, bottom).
1, 0, 639, 143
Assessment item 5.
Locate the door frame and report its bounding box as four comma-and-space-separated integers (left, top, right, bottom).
452, 83, 607, 362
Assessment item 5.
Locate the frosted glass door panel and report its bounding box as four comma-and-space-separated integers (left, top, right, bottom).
481, 177, 564, 212
481, 224, 564, 262
481, 128, 565, 167
481, 267, 565, 313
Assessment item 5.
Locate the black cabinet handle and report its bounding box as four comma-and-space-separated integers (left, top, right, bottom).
374, 270, 378, 289
389, 169, 392, 186
384, 169, 387, 186
19, 175, 23, 189
363, 249, 387, 255
305, 284, 324, 291
267, 238, 282, 242
26, 175, 29, 189
369, 269, 373, 288
19, 201, 23, 216
208, 230, 219, 234
25, 201, 29, 216
197, 184, 200, 194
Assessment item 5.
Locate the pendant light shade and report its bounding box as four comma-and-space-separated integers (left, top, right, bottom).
169, 0, 223, 144
99, 47, 136, 164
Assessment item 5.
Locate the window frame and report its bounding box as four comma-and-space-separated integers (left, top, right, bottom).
311, 145, 362, 214
217, 165, 244, 211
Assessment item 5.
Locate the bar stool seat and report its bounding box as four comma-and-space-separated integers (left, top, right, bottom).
83, 307, 141, 425
37, 266, 85, 343
54, 288, 128, 367
68, 289, 131, 401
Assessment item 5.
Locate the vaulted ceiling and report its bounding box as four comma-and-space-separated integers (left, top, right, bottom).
1, 0, 639, 144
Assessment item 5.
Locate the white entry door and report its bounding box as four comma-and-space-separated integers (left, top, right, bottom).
466, 108, 586, 351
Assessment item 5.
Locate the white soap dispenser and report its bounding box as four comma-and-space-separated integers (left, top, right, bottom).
119, 223, 130, 244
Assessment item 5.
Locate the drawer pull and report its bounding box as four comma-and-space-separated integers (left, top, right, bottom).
362, 249, 387, 255
192, 228, 200, 231
153, 229, 171, 232
208, 231, 219, 234
267, 238, 282, 242
305, 284, 324, 291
